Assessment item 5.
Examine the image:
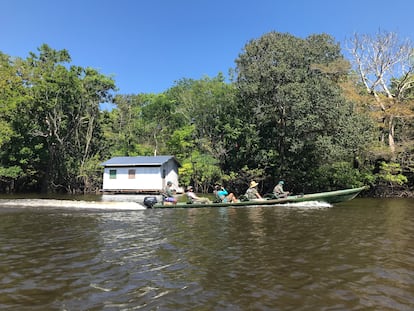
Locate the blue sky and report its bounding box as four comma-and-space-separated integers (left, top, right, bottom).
1, 0, 413, 95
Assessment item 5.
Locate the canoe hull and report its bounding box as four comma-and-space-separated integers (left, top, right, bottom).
279, 187, 367, 204
149, 186, 367, 208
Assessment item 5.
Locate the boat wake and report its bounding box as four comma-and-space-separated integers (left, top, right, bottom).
275, 201, 332, 209
0, 199, 146, 211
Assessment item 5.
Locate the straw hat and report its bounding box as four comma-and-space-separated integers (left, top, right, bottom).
250, 180, 259, 188
187, 185, 193, 191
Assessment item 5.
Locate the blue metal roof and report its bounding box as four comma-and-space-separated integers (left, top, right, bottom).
101, 155, 179, 167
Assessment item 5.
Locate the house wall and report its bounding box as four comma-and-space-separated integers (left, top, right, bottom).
102, 166, 161, 191
102, 158, 179, 192
162, 159, 179, 190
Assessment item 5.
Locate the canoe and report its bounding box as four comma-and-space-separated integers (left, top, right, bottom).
143, 186, 367, 208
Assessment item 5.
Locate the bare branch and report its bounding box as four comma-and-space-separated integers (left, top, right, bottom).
346, 30, 413, 98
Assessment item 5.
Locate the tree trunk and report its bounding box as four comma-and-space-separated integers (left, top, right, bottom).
388, 116, 396, 155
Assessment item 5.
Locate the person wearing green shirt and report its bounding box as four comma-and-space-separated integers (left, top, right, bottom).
273, 180, 290, 198
245, 180, 264, 200
163, 181, 177, 204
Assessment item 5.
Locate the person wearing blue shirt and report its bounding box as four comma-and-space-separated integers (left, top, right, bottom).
214, 184, 238, 203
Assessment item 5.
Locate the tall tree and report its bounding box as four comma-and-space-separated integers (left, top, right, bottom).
3, 45, 115, 193
167, 75, 239, 163
166, 75, 241, 190
73, 67, 116, 192
109, 93, 184, 157
0, 53, 26, 191
347, 30, 414, 155
0, 53, 19, 148
235, 32, 373, 191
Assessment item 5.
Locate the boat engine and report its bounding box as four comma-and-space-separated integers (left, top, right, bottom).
143, 196, 158, 208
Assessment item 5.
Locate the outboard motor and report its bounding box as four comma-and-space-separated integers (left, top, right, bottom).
143, 196, 158, 208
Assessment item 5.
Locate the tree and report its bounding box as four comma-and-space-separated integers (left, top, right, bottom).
0, 52, 26, 191
74, 67, 116, 192
347, 30, 414, 155
166, 75, 241, 190
2, 45, 116, 193
235, 32, 373, 192
108, 94, 147, 156
109, 93, 186, 157
0, 53, 20, 147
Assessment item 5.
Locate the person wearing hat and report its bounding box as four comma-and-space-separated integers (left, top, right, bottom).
245, 180, 264, 200
273, 180, 290, 198
163, 181, 177, 205
186, 185, 211, 204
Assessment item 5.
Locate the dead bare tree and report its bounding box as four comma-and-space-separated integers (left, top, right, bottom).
347, 30, 414, 155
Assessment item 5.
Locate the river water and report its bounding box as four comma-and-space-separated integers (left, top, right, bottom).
0, 196, 413, 310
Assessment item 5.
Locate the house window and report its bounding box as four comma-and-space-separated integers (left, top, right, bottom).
128, 169, 136, 179
109, 169, 117, 179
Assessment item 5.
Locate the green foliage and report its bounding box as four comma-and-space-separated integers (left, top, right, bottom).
179, 151, 221, 193
0, 52, 25, 148
310, 162, 365, 192
76, 154, 103, 193
377, 162, 408, 186
167, 75, 243, 169
178, 161, 193, 188
1, 32, 411, 195
0, 166, 23, 192
192, 152, 222, 193
235, 31, 374, 190
0, 45, 116, 193
167, 125, 194, 160
219, 166, 266, 195
0, 166, 23, 179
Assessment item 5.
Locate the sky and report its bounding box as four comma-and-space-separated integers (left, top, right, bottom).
1, 0, 413, 95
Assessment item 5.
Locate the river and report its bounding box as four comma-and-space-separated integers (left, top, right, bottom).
0, 196, 413, 310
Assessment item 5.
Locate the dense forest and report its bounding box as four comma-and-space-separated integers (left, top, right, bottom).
1, 30, 413, 196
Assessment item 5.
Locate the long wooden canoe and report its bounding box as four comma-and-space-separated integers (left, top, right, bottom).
144, 186, 367, 208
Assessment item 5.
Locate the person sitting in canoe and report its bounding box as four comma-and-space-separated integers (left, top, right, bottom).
273, 180, 290, 198
245, 180, 264, 200
186, 185, 212, 204
214, 184, 238, 203
163, 181, 177, 205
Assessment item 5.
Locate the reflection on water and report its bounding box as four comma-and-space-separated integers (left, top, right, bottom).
0, 198, 413, 310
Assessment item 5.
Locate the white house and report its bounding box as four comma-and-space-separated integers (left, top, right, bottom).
100, 155, 180, 194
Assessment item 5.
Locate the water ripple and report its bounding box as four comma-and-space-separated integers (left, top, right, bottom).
0, 200, 413, 310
